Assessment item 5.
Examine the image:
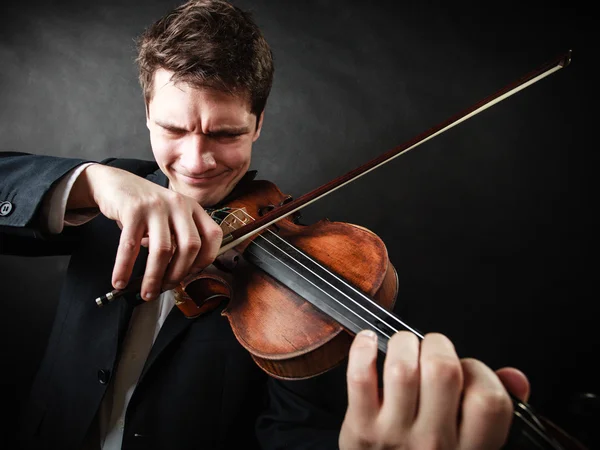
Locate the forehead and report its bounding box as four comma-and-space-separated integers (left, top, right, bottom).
149, 69, 252, 120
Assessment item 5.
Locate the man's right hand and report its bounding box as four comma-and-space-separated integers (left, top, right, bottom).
68, 164, 223, 300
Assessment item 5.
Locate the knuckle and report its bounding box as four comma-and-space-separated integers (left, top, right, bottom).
181, 236, 202, 253
356, 435, 377, 448
119, 238, 138, 253
165, 190, 181, 202
412, 434, 449, 450
423, 356, 462, 386
343, 425, 378, 448
169, 191, 196, 211
170, 191, 187, 204
346, 355, 375, 386
144, 193, 165, 209
386, 359, 419, 387
153, 244, 174, 257
347, 369, 372, 386
142, 275, 162, 287
205, 223, 223, 241
471, 388, 513, 419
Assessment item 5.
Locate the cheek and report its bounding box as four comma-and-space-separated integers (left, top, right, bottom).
150, 135, 177, 168
223, 143, 252, 169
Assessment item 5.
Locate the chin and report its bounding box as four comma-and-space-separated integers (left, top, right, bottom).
173, 174, 238, 206
190, 188, 228, 207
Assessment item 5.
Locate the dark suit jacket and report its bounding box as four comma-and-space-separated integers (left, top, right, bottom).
0, 153, 347, 450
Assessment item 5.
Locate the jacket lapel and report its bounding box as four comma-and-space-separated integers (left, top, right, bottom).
138, 306, 192, 380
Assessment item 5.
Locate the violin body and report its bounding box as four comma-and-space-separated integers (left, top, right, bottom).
219, 179, 399, 379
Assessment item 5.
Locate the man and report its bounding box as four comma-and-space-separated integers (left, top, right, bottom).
0, 0, 529, 449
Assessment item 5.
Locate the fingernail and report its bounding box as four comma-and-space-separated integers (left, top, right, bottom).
115, 280, 126, 290
358, 330, 377, 341
144, 292, 156, 300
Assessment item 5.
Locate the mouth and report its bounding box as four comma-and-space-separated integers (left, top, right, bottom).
177, 171, 229, 186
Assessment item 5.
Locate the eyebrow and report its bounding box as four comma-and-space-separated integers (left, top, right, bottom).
154, 120, 250, 135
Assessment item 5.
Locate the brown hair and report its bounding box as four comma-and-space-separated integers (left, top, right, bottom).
136, 0, 274, 117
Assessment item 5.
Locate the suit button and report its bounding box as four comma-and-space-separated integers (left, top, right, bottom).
97, 369, 111, 384
0, 201, 13, 217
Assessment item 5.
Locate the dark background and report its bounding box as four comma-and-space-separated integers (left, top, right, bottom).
1, 0, 597, 448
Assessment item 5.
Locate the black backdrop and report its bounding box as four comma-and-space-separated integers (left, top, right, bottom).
1, 0, 597, 448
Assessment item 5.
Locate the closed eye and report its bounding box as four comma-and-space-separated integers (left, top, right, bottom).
206, 132, 244, 141
158, 126, 187, 138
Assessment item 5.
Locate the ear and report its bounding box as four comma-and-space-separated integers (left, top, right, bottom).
252, 111, 265, 142
145, 102, 151, 130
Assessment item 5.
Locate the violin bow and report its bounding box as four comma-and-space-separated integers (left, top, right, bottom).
220, 49, 572, 251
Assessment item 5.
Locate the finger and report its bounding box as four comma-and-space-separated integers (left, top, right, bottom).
345, 330, 381, 428
379, 331, 420, 432
496, 367, 530, 403
189, 207, 222, 273
458, 358, 514, 450
413, 333, 462, 445
112, 221, 144, 290
141, 215, 174, 300
163, 215, 202, 289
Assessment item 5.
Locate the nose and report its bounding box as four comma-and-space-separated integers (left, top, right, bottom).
179, 135, 217, 174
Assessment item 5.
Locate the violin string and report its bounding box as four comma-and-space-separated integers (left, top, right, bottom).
223, 209, 394, 339
247, 236, 394, 342
229, 211, 397, 340
230, 208, 423, 342
243, 241, 374, 339
236, 209, 420, 339
251, 234, 398, 341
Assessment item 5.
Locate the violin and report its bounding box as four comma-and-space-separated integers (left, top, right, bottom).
96, 50, 588, 449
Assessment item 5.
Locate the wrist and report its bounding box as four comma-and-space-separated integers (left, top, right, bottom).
66, 163, 101, 210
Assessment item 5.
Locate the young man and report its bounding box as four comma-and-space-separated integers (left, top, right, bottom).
0, 1, 528, 448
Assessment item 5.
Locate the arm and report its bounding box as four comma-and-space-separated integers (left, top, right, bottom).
1, 153, 224, 299
0, 152, 90, 233
0, 152, 92, 256
68, 163, 223, 298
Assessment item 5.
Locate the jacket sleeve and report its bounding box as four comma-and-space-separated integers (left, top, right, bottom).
0, 151, 93, 255
256, 362, 348, 449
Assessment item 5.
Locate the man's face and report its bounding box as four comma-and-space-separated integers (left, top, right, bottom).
147, 69, 263, 206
